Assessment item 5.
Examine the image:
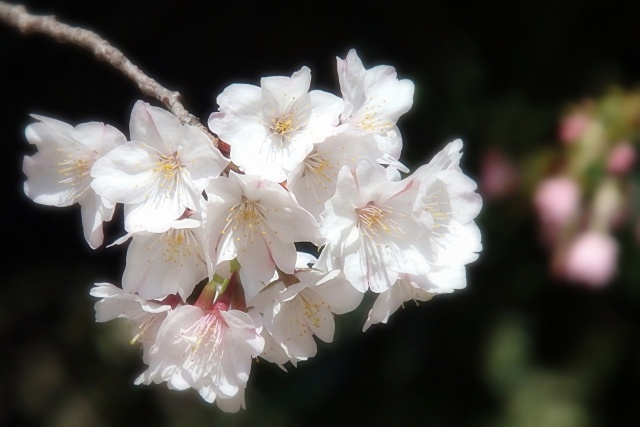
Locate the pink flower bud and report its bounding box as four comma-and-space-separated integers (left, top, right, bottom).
562, 231, 618, 288
558, 111, 591, 144
534, 177, 580, 224
534, 177, 581, 245
607, 142, 636, 175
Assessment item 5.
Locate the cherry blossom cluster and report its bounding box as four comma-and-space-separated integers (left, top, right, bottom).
22, 50, 482, 411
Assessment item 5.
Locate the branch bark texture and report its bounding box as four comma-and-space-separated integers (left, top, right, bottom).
0, 1, 218, 146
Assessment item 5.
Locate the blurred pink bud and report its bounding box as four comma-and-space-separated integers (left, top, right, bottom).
558, 112, 591, 144
534, 177, 580, 245
562, 231, 618, 288
534, 177, 580, 225
480, 149, 519, 199
607, 142, 636, 175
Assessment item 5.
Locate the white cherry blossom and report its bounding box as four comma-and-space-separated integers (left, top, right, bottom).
136, 304, 264, 411
360, 140, 482, 328
23, 115, 125, 248
91, 101, 228, 233
287, 129, 384, 219
249, 253, 362, 366
318, 159, 429, 293
118, 216, 208, 301
90, 283, 176, 362
337, 49, 414, 158
208, 67, 343, 182
409, 139, 483, 267
203, 172, 319, 299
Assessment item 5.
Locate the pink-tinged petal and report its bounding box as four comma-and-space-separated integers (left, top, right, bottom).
123, 196, 184, 234
71, 122, 126, 154
29, 114, 74, 140
231, 134, 296, 182
319, 166, 359, 244
232, 173, 319, 243
260, 202, 319, 244
433, 220, 482, 266
23, 154, 77, 207
310, 270, 364, 313
221, 310, 265, 356
26, 115, 79, 157
268, 301, 317, 360
412, 139, 464, 182
304, 299, 335, 343
213, 83, 262, 116
129, 101, 181, 153
337, 50, 414, 136
306, 90, 343, 132
363, 66, 414, 121
347, 240, 399, 293
238, 267, 272, 304
79, 192, 113, 249
212, 115, 266, 148
122, 226, 207, 300
437, 170, 483, 224
90, 143, 156, 204
23, 116, 125, 248
261, 67, 311, 113
337, 49, 366, 111
214, 390, 246, 413
257, 326, 291, 370
140, 304, 261, 409
90, 282, 171, 322
286, 132, 379, 220
376, 131, 404, 162
179, 125, 229, 186
266, 238, 297, 275
236, 236, 277, 286
89, 282, 122, 300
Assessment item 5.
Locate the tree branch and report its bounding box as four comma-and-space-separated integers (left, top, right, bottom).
0, 1, 218, 147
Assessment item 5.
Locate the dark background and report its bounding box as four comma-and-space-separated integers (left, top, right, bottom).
2, 1, 640, 426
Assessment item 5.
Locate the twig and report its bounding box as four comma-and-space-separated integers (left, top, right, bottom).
0, 1, 218, 147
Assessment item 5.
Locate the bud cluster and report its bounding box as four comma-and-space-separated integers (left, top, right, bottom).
531, 88, 640, 287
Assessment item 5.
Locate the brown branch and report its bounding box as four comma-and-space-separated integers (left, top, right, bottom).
0, 1, 218, 147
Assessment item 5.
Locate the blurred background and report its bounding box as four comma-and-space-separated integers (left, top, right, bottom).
2, 0, 640, 426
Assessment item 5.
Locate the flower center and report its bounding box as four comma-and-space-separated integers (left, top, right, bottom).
158, 229, 197, 265
58, 157, 90, 181
356, 201, 402, 240
274, 117, 293, 135
421, 188, 451, 231
300, 292, 326, 328
57, 154, 93, 200
157, 153, 182, 181
238, 204, 260, 222
222, 199, 271, 250
355, 97, 394, 133
183, 311, 225, 355
304, 151, 334, 182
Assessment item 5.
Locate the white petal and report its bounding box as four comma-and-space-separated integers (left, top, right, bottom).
212, 83, 262, 116
90, 143, 156, 204
130, 101, 181, 153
